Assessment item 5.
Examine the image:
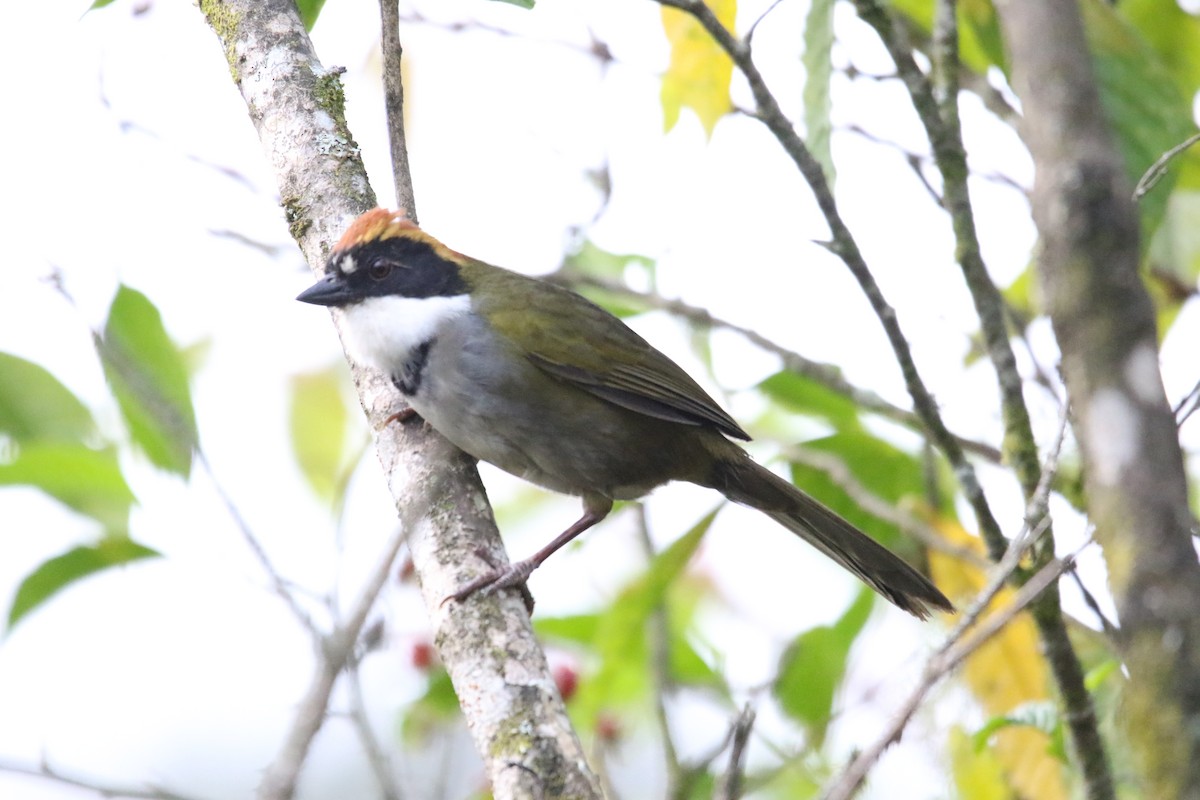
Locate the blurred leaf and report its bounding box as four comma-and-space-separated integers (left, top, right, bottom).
400, 666, 461, 742
661, 0, 736, 137
289, 365, 351, 502
563, 239, 656, 284
88, 0, 118, 9
803, 0, 837, 188
1082, 0, 1195, 242
0, 353, 95, 443
758, 371, 862, 432
573, 508, 719, 728
772, 588, 873, 744
96, 285, 197, 477
0, 442, 135, 533
7, 537, 159, 630
295, 0, 327, 30
786, 431, 927, 552
1000, 262, 1037, 326
948, 726, 1015, 800
491, 0, 535, 6
927, 517, 1066, 799
1121, 0, 1200, 100
535, 612, 601, 646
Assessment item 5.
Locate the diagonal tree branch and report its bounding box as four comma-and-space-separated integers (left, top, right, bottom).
848, 1, 1113, 794
652, 0, 1006, 559
196, 1, 601, 797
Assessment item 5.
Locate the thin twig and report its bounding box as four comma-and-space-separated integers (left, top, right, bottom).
821, 537, 1082, 800
783, 446, 989, 568
0, 757, 202, 800
344, 663, 403, 800
197, 452, 318, 634
1132, 131, 1200, 201
550, 271, 1004, 465
714, 704, 757, 800
380, 0, 417, 219
632, 504, 685, 797
651, 0, 1008, 560
258, 523, 410, 800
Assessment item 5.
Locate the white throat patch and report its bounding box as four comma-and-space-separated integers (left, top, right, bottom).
338, 294, 471, 376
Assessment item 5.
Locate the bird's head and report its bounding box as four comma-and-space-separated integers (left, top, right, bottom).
296, 208, 469, 308
296, 209, 476, 375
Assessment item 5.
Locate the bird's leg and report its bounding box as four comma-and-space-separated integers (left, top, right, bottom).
444, 495, 614, 610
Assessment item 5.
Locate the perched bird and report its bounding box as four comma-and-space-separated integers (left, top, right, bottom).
297, 208, 952, 619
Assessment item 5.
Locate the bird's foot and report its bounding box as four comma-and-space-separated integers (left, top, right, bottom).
442, 553, 537, 614
384, 406, 420, 427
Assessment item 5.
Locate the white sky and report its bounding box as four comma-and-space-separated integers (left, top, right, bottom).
2, 0, 1193, 798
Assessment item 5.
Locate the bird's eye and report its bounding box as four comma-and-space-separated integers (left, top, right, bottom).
368, 259, 395, 281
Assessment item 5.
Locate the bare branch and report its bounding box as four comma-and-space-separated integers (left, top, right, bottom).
1132, 131, 1200, 201
0, 757, 202, 800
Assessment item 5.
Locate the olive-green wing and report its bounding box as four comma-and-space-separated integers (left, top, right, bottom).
482, 271, 749, 441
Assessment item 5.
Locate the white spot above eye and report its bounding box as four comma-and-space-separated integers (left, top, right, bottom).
339, 253, 358, 275
338, 294, 470, 376
1123, 342, 1166, 406
1084, 388, 1140, 486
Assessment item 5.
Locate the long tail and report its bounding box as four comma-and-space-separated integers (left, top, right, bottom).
710, 455, 953, 619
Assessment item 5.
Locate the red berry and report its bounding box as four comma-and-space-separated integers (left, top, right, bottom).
553, 663, 579, 702
410, 640, 435, 670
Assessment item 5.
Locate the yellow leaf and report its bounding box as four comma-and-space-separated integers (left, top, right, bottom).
928, 517, 1067, 800
661, 0, 736, 138
948, 727, 1014, 800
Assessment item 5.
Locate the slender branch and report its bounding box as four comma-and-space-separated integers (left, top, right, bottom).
783, 446, 989, 567
651, 0, 1006, 558
550, 271, 1004, 465
380, 0, 417, 219
345, 662, 403, 800
1132, 131, 1200, 201
821, 544, 1080, 800
632, 505, 685, 797
196, 452, 318, 634
851, 1, 1112, 793
259, 524, 409, 800
0, 758, 202, 800
714, 704, 756, 800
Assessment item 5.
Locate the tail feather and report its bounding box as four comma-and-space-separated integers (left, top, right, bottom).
710, 455, 953, 620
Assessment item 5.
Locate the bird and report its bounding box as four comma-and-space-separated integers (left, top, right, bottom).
297, 208, 953, 619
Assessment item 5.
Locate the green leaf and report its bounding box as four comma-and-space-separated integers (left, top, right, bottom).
758, 371, 862, 432
535, 612, 601, 646
88, 0, 119, 10
1121, 0, 1200, 100
0, 442, 135, 533
96, 285, 198, 477
1082, 0, 1195, 240
491, 0, 535, 7
573, 508, 719, 727
7, 537, 159, 630
772, 588, 874, 744
289, 365, 351, 503
295, 0, 327, 30
803, 0, 837, 188
400, 667, 461, 742
0, 353, 95, 443
787, 431, 929, 551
